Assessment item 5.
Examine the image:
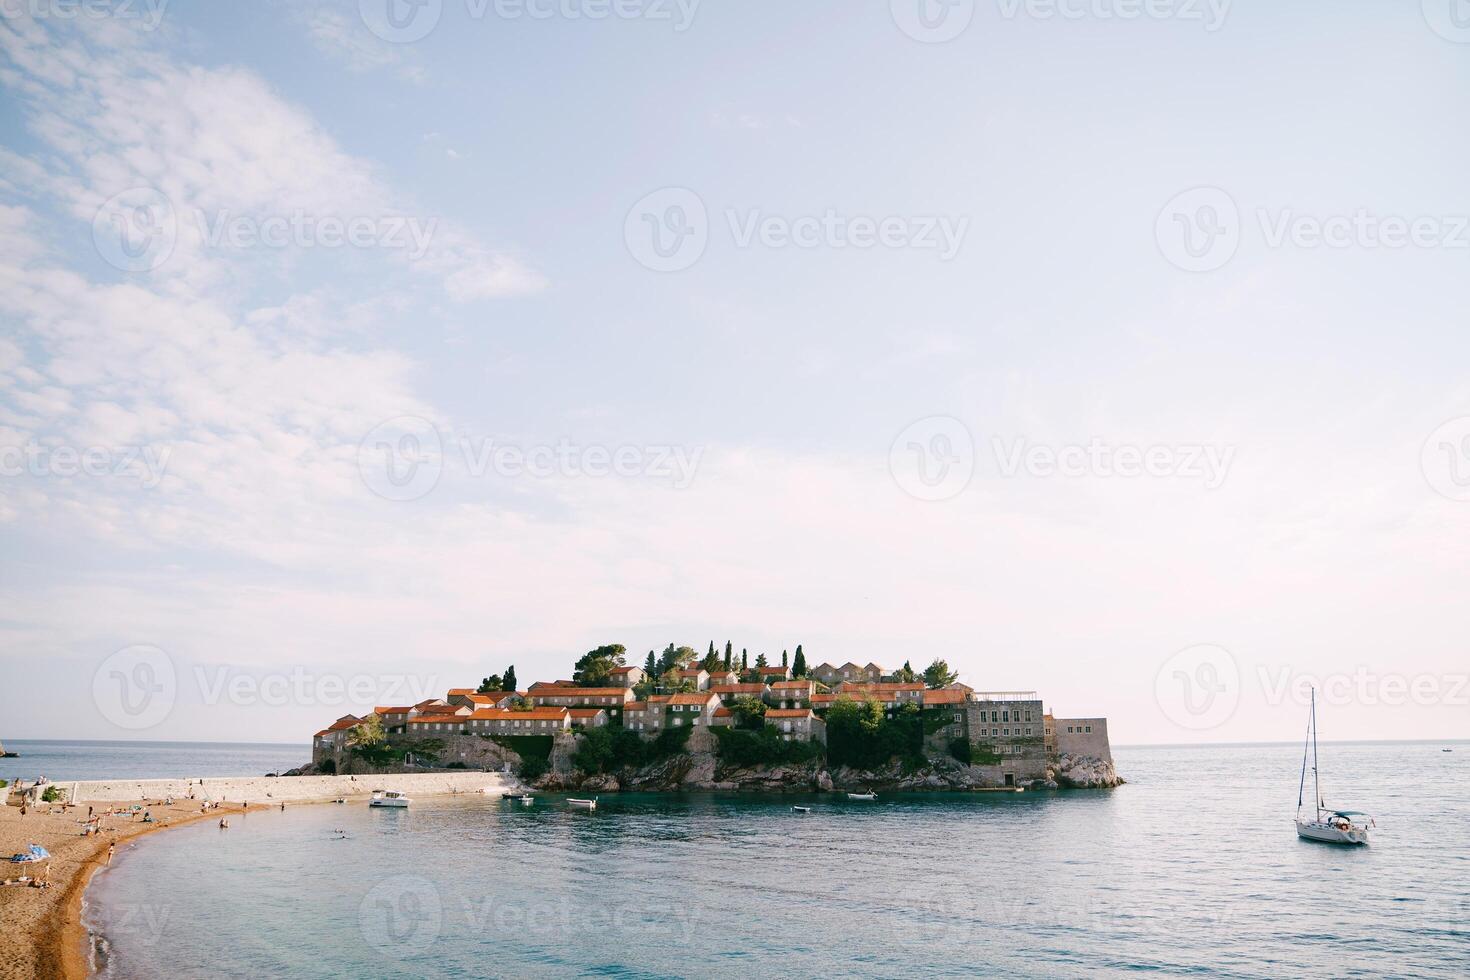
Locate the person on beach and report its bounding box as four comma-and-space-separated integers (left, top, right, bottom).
280, 802, 285, 811
107, 843, 115, 865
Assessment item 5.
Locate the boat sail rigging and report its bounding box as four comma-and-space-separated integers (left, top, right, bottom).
1294, 687, 1372, 845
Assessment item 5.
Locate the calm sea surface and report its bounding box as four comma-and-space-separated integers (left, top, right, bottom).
0, 739, 310, 783
86, 741, 1468, 979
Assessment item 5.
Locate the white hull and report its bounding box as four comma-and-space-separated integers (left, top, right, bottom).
846, 793, 877, 801
1295, 819, 1367, 845
369, 800, 409, 808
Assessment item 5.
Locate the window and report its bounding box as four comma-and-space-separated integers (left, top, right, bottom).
1002, 711, 1010, 723
1085, 725, 1092, 733
1025, 728, 1032, 736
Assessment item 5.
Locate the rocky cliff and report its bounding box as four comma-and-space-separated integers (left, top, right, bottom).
532, 730, 1123, 793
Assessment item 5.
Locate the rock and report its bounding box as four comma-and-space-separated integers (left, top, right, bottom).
815, 770, 834, 792
1054, 754, 1123, 788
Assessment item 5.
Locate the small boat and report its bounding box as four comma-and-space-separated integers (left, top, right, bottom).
791, 805, 811, 813
567, 798, 598, 810
1443, 748, 1453, 753
1294, 688, 1371, 845
500, 791, 519, 799
368, 790, 410, 808
846, 792, 877, 801
518, 795, 535, 805
332, 798, 345, 805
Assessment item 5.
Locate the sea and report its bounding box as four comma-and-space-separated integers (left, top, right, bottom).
64, 740, 1470, 978
0, 739, 310, 784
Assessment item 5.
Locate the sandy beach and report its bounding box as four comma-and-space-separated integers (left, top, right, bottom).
0, 772, 509, 979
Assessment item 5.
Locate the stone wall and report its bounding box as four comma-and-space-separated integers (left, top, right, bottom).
1053, 717, 1112, 764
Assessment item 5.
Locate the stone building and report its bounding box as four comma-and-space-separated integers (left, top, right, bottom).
764, 708, 826, 743
964, 692, 1049, 786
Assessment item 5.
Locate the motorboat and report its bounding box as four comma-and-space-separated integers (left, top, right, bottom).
791, 805, 811, 813
567, 798, 598, 810
1294, 689, 1371, 845
368, 790, 410, 808
518, 795, 535, 805
846, 792, 877, 801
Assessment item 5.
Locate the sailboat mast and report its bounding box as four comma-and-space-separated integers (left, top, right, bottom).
1311, 687, 1322, 817
1298, 694, 1311, 815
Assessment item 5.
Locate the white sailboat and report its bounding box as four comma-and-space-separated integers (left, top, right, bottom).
1294, 688, 1371, 845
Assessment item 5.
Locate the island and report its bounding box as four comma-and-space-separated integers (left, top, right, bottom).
306, 644, 1122, 793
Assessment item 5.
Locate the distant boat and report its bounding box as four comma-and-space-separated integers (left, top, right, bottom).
846, 792, 877, 801
499, 791, 519, 799
1443, 748, 1453, 753
1294, 688, 1371, 845
567, 798, 598, 810
369, 790, 410, 808
518, 795, 535, 805
791, 805, 811, 813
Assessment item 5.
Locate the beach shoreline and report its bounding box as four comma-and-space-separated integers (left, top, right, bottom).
2, 771, 510, 979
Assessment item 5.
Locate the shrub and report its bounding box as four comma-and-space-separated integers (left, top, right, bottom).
948, 738, 972, 764
42, 785, 64, 803
317, 758, 337, 775
711, 726, 821, 767
489, 735, 554, 778
825, 698, 925, 770
573, 725, 692, 775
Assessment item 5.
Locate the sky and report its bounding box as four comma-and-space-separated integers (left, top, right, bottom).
1, 1, 1467, 747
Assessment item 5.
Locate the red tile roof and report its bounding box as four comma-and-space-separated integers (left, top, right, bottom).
530, 687, 630, 697
923, 689, 967, 705
462, 708, 570, 722
770, 680, 813, 690
669, 692, 716, 706
711, 683, 767, 695
410, 714, 469, 726
766, 709, 814, 718
624, 702, 649, 712
569, 708, 606, 718
374, 706, 411, 715
447, 688, 476, 697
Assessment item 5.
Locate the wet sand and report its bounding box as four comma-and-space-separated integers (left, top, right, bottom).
1, 772, 508, 978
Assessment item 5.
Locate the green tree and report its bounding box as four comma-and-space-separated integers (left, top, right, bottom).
723, 641, 733, 671
658, 668, 695, 694
348, 715, 385, 749
644, 650, 657, 675
575, 644, 627, 687
740, 649, 748, 671
781, 649, 789, 668
755, 652, 769, 669
922, 659, 959, 689
792, 645, 807, 678
730, 695, 767, 729
502, 665, 517, 691
477, 674, 502, 694
658, 644, 697, 674
897, 660, 916, 683
701, 642, 721, 673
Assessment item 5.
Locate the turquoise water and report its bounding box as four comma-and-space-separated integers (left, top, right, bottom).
88, 742, 1468, 978
0, 739, 310, 783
